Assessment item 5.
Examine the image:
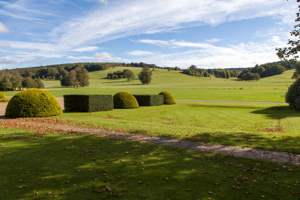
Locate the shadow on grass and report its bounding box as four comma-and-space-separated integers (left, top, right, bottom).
1, 130, 300, 200
251, 105, 300, 119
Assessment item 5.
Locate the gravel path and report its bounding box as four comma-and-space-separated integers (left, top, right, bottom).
0, 97, 296, 165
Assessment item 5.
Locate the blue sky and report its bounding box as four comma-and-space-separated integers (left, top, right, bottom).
0, 0, 298, 69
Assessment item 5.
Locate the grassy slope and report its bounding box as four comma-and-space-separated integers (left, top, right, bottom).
55, 101, 300, 153
1, 127, 299, 200
2, 67, 295, 102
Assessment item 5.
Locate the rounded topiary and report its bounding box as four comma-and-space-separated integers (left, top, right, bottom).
159, 91, 176, 105
0, 92, 6, 99
5, 89, 63, 118
113, 91, 139, 109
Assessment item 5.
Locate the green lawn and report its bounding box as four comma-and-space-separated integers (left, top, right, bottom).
53, 101, 300, 154
1, 127, 299, 200
2, 67, 295, 102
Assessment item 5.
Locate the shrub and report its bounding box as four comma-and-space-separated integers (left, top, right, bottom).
113, 91, 139, 109
133, 95, 164, 106
158, 91, 176, 105
0, 92, 6, 99
64, 95, 113, 112
5, 89, 63, 118
286, 77, 300, 111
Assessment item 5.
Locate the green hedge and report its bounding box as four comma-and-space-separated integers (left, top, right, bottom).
286, 77, 300, 111
64, 95, 113, 112
133, 95, 164, 106
0, 92, 5, 100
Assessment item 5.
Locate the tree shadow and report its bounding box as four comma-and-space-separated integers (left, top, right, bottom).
251, 105, 300, 119
1, 129, 298, 200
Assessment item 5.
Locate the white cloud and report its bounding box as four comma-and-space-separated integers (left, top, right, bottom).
50, 0, 296, 51
98, 0, 108, 4
0, 22, 9, 33
205, 38, 221, 43
1, 42, 11, 48
127, 50, 154, 56
73, 46, 99, 52
128, 36, 287, 68
0, 57, 16, 64
94, 52, 113, 60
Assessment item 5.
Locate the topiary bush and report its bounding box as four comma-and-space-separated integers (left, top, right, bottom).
113, 91, 139, 109
286, 77, 300, 111
133, 95, 164, 106
5, 89, 63, 118
0, 92, 6, 99
159, 91, 176, 105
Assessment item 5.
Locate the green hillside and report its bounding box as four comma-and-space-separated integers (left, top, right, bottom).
3, 67, 296, 102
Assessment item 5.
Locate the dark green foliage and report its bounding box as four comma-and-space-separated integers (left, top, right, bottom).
123, 69, 135, 81
113, 91, 139, 109
138, 66, 152, 84
5, 89, 63, 117
285, 77, 300, 111
158, 91, 176, 105
0, 76, 12, 91
35, 78, 44, 88
64, 95, 113, 112
182, 65, 210, 77
133, 95, 164, 106
240, 72, 260, 81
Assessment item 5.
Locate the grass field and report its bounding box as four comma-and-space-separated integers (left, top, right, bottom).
2, 67, 295, 102
1, 127, 300, 200
1, 67, 300, 199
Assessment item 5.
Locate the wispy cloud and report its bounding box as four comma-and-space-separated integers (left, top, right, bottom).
127, 50, 154, 56
205, 38, 221, 43
0, 57, 17, 64
73, 46, 99, 52
1, 42, 11, 48
128, 36, 287, 68
0, 22, 9, 33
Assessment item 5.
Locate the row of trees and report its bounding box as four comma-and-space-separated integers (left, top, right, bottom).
182, 65, 210, 77
60, 68, 90, 87
107, 69, 135, 81
0, 76, 44, 91
208, 69, 240, 78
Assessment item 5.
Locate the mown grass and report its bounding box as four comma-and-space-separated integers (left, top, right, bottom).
51, 101, 300, 154
2, 67, 295, 102
1, 127, 300, 200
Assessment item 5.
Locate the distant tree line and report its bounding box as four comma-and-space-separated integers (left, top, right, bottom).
237, 60, 295, 81
60, 68, 90, 87
207, 69, 240, 79
182, 65, 210, 77
107, 69, 135, 81
0, 75, 44, 91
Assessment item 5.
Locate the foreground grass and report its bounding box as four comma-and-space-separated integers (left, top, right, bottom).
53, 102, 300, 154
1, 127, 300, 200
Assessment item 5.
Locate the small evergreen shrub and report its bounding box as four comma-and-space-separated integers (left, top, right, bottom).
113, 91, 139, 109
158, 91, 176, 105
133, 95, 164, 106
5, 89, 63, 118
64, 95, 113, 112
0, 92, 6, 99
286, 77, 300, 111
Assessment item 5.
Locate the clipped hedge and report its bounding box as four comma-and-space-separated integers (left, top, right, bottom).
5, 89, 63, 118
159, 91, 176, 105
64, 95, 113, 112
0, 92, 5, 99
133, 95, 164, 106
113, 91, 139, 109
286, 77, 300, 111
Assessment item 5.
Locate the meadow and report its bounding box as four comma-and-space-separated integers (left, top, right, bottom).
1, 67, 300, 199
